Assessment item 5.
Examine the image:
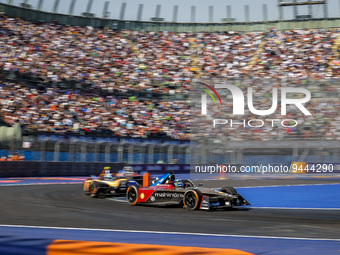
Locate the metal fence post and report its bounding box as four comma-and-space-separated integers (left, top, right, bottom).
185, 146, 191, 164
167, 145, 175, 164
80, 142, 87, 162
128, 144, 135, 164
69, 140, 77, 162
148, 144, 156, 164
140, 143, 148, 163
95, 141, 105, 162
40, 139, 48, 162
117, 141, 125, 163
160, 143, 169, 163
54, 140, 62, 162
104, 143, 115, 163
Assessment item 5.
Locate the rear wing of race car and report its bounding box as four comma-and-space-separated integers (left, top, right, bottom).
128, 171, 153, 187
128, 180, 139, 186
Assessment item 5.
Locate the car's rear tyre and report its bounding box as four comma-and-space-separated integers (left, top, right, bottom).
127, 185, 139, 205
220, 186, 237, 195
183, 189, 202, 210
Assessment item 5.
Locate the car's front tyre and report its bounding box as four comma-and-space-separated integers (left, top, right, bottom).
90, 182, 98, 197
127, 185, 139, 205
183, 189, 202, 210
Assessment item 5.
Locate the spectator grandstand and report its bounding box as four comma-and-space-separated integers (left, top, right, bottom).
0, 14, 340, 141
0, 80, 190, 139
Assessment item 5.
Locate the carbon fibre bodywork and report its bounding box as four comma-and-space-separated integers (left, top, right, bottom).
126, 173, 250, 210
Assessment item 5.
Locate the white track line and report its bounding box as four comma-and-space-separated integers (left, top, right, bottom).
106, 197, 128, 203
0, 224, 339, 242
106, 199, 340, 210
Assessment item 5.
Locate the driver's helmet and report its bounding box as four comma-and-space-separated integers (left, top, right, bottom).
173, 179, 183, 187
104, 173, 113, 180
166, 173, 175, 183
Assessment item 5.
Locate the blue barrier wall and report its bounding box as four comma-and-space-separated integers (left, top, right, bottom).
0, 162, 125, 177
0, 162, 338, 177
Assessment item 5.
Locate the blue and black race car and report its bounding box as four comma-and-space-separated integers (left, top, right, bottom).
126, 172, 250, 210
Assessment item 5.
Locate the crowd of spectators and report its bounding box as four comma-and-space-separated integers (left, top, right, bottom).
1, 16, 339, 90
0, 81, 190, 139
252, 28, 338, 79
0, 15, 340, 140
0, 16, 191, 95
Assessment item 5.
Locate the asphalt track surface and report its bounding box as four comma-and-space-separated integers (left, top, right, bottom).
0, 178, 340, 240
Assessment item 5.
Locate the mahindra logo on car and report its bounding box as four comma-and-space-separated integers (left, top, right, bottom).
154, 192, 184, 198
200, 83, 311, 116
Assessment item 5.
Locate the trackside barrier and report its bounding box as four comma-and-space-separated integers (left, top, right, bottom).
0, 238, 253, 255
0, 162, 125, 177
128, 164, 190, 174
0, 162, 189, 177
190, 164, 340, 174
0, 162, 339, 178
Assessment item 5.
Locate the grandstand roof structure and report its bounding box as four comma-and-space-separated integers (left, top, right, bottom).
1, 2, 340, 32
1, 0, 340, 23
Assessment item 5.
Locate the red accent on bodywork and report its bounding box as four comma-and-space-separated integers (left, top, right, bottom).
138, 184, 175, 202
200, 195, 209, 209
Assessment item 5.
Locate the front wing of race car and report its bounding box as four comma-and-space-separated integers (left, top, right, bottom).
84, 179, 130, 197
199, 193, 250, 210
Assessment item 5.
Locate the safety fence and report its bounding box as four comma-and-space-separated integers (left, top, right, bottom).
0, 138, 190, 164
0, 161, 125, 177
0, 161, 189, 177
1, 136, 340, 164
1, 161, 339, 177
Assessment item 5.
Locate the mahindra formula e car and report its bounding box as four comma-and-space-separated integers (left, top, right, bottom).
84, 167, 145, 197
126, 172, 250, 210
